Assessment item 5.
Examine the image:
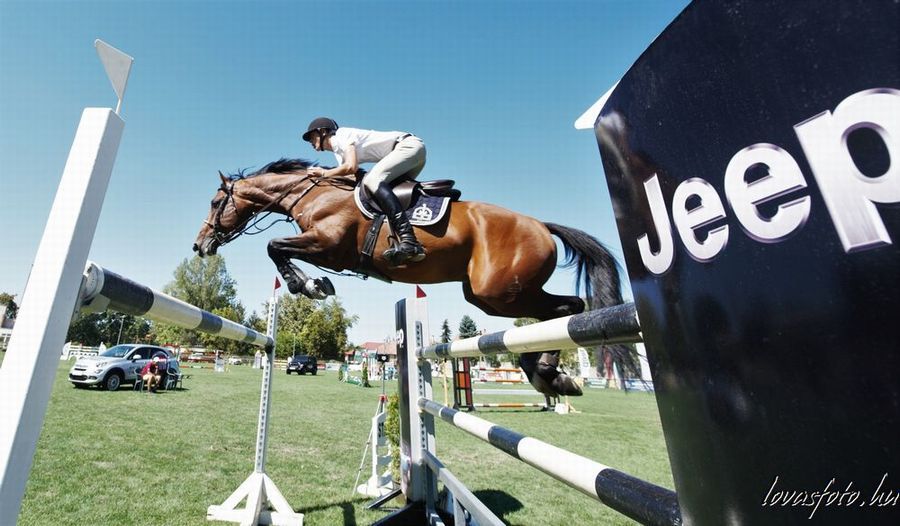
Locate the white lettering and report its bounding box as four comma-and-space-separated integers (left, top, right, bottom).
794, 88, 900, 252
724, 143, 810, 243
672, 178, 729, 262
637, 174, 676, 275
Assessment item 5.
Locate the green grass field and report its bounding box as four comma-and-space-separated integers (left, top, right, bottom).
15, 360, 673, 525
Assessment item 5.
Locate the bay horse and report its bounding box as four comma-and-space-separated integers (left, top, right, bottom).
192, 159, 626, 396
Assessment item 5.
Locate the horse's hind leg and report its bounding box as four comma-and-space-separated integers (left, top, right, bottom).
467, 284, 586, 397
516, 291, 586, 397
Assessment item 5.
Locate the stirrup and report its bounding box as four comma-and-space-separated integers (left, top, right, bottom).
383, 242, 426, 266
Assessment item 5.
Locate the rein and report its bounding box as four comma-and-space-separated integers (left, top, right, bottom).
207, 173, 356, 248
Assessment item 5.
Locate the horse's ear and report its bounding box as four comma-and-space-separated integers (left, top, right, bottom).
218, 171, 228, 186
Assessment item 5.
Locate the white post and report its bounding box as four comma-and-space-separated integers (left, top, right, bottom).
395, 296, 437, 508
255, 296, 279, 473
207, 295, 303, 526
0, 107, 124, 525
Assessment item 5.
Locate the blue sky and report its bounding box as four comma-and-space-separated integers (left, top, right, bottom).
0, 1, 688, 346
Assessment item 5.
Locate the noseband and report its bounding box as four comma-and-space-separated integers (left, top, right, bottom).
205, 182, 241, 246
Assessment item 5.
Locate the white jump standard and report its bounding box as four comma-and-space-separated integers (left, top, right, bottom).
0, 41, 300, 526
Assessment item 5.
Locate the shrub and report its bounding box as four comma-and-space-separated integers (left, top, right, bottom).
362, 362, 371, 387
385, 392, 401, 482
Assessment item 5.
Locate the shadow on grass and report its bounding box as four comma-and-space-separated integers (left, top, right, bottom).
67, 385, 191, 395
295, 498, 361, 525
473, 489, 523, 520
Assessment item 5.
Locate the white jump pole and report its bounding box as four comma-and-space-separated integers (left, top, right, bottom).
0, 40, 131, 526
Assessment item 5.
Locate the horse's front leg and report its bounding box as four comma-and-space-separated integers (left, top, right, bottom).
267, 236, 336, 300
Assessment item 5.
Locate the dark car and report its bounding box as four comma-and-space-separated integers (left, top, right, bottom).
286, 355, 317, 375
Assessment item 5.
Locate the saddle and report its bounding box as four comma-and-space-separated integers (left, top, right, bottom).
354, 177, 461, 280
354, 177, 461, 223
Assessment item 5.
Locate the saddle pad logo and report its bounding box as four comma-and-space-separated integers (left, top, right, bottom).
411, 204, 434, 222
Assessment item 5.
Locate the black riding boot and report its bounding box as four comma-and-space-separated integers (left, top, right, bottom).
374, 183, 426, 265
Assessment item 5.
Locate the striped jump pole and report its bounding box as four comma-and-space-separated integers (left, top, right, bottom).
420, 399, 680, 526
419, 303, 641, 359
80, 262, 272, 348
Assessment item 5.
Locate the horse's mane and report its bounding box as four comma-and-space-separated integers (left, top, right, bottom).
225, 157, 364, 186
226, 158, 315, 180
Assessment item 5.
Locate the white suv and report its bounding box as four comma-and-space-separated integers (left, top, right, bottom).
68, 344, 179, 391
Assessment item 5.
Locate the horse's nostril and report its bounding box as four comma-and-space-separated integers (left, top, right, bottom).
192, 244, 199, 252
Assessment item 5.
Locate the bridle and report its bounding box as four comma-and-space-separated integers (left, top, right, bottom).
204, 172, 354, 248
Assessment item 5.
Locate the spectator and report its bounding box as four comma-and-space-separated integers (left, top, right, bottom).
140, 356, 162, 392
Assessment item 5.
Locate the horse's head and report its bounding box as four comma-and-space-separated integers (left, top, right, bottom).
193, 172, 253, 257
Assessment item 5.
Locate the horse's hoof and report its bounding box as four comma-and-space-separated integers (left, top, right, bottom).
535, 361, 583, 397
550, 373, 583, 397
316, 277, 335, 296
303, 277, 335, 299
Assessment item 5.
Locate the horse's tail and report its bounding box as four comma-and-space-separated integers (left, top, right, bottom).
544, 222, 623, 310
545, 222, 638, 377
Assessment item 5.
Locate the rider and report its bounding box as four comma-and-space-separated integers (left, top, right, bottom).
302, 117, 426, 266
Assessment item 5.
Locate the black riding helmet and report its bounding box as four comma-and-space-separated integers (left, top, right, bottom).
302, 117, 339, 142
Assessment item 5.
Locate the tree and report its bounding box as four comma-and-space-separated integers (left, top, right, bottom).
66, 312, 151, 346
458, 315, 478, 338
274, 294, 317, 359
440, 319, 452, 343
0, 293, 18, 320
165, 255, 238, 311
246, 310, 266, 334
66, 313, 102, 345
154, 255, 245, 349
270, 295, 358, 360
298, 298, 357, 361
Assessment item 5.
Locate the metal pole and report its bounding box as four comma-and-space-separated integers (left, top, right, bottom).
116, 315, 124, 345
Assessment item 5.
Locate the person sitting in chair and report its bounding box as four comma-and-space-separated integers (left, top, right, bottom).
140, 356, 162, 392
302, 117, 426, 266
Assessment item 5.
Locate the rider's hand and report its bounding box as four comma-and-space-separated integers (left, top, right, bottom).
308, 167, 325, 177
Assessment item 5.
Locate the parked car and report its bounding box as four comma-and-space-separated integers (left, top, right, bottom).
69, 344, 180, 391
286, 355, 317, 375
227, 356, 243, 365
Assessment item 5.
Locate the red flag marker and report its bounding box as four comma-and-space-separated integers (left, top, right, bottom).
274, 277, 282, 292
416, 285, 426, 298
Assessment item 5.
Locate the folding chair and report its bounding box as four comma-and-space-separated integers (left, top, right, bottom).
164, 369, 183, 390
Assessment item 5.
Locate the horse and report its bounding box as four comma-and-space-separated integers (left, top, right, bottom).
192, 158, 628, 396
